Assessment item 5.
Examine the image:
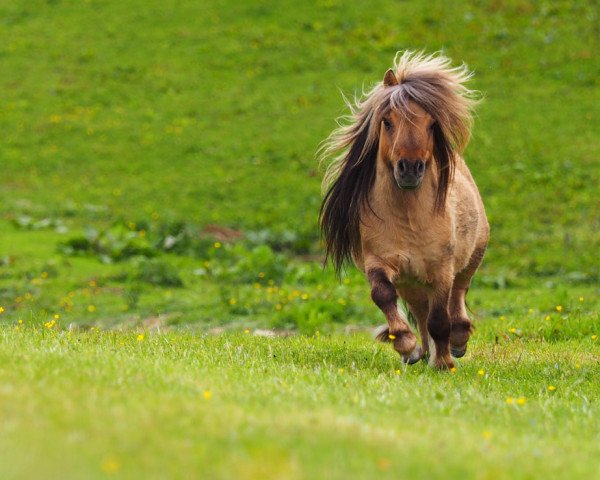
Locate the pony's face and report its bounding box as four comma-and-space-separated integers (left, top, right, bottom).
379, 102, 435, 190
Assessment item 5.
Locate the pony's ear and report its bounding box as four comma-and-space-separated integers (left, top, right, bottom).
383, 69, 398, 87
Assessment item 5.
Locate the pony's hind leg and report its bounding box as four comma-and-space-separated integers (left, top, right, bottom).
368, 268, 420, 364
396, 286, 429, 360
406, 299, 430, 358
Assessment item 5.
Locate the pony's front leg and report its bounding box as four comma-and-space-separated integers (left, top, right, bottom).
427, 284, 454, 370
367, 268, 420, 364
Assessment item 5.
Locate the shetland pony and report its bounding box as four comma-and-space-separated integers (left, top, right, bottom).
319, 51, 489, 369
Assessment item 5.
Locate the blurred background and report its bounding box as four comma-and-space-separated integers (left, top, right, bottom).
0, 0, 598, 332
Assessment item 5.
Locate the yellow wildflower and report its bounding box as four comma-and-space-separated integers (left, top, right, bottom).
228, 298, 237, 305
301, 293, 309, 300
244, 328, 250, 334
482, 431, 492, 440
545, 315, 551, 321
506, 397, 514, 404
556, 305, 563, 312
450, 367, 457, 373
137, 334, 144, 342
509, 328, 517, 333
0, 306, 4, 314
395, 369, 401, 375
203, 390, 212, 400
213, 242, 221, 249
87, 305, 96, 313
388, 334, 396, 340
517, 397, 527, 405
548, 386, 556, 391
478, 369, 485, 376
338, 368, 344, 374
100, 457, 120, 473
258, 272, 265, 278
592, 335, 598, 341
579, 297, 584, 302
54, 314, 60, 320
18, 319, 23, 325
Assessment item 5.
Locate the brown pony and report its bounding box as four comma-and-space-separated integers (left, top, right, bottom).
319, 51, 489, 369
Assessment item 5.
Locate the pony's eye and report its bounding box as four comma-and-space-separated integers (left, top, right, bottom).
382, 118, 392, 130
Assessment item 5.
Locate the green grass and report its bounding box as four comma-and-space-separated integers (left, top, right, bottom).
0, 0, 599, 478
1, 326, 599, 479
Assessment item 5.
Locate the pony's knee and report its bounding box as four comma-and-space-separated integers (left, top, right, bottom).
450, 319, 473, 345
370, 283, 397, 310
368, 270, 397, 310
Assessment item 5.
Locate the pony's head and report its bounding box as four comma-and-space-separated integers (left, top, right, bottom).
320, 51, 479, 274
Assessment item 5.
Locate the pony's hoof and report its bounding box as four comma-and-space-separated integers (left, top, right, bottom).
402, 345, 422, 365
433, 358, 455, 370
451, 345, 467, 358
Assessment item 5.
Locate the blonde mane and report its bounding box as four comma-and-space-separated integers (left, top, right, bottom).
320, 50, 479, 192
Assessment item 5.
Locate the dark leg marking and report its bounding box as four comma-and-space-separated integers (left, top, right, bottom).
427, 304, 454, 369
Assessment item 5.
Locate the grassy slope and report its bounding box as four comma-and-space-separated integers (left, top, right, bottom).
0, 0, 599, 478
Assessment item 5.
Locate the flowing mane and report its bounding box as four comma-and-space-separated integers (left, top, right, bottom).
319, 50, 479, 274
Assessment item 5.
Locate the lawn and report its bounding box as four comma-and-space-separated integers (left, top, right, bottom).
2, 327, 599, 479
0, 0, 598, 478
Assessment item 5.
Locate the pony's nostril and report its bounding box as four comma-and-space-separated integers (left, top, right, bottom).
397, 160, 408, 174
416, 160, 425, 175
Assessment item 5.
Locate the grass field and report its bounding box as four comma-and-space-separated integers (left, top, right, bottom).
0, 0, 598, 478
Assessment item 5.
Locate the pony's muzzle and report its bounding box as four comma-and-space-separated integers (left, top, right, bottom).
394, 159, 425, 190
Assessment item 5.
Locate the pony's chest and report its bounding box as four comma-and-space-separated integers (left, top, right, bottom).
361, 221, 450, 282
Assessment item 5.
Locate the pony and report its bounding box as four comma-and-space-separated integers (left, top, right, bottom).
319, 51, 489, 369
